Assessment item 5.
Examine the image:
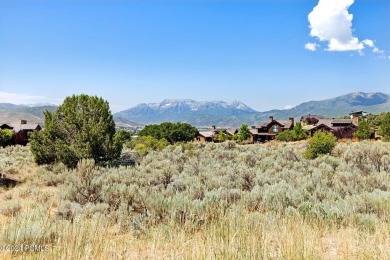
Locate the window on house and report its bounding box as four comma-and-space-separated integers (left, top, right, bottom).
272, 124, 279, 132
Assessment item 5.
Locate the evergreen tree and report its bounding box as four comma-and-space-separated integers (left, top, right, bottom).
239, 124, 250, 141
139, 122, 198, 144
217, 130, 228, 142
354, 120, 371, 140
378, 112, 390, 141
30, 94, 122, 167
292, 122, 307, 140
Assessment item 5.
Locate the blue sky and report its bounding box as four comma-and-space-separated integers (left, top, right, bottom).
0, 0, 389, 112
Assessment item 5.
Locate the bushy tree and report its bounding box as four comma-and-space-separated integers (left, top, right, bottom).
0, 129, 14, 147
127, 136, 169, 157
276, 130, 294, 142
114, 130, 132, 145
354, 120, 371, 140
238, 124, 250, 141
378, 112, 390, 141
216, 130, 228, 142
292, 123, 307, 140
276, 123, 307, 142
305, 131, 337, 159
139, 122, 198, 144
29, 94, 122, 167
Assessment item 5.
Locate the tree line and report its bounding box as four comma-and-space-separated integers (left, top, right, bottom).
1, 94, 390, 167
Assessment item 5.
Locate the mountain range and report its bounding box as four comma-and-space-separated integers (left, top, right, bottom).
1, 92, 389, 128
114, 92, 390, 127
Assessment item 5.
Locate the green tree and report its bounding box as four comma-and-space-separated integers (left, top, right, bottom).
276, 123, 307, 142
276, 130, 294, 142
354, 120, 371, 140
139, 122, 198, 144
292, 122, 307, 140
378, 112, 390, 141
29, 94, 122, 167
305, 131, 337, 159
0, 129, 14, 147
239, 124, 250, 141
114, 130, 132, 145
127, 136, 169, 157
216, 130, 228, 142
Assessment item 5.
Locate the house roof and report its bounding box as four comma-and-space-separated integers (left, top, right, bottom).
198, 131, 214, 138
304, 118, 356, 131
257, 122, 269, 128
0, 123, 14, 130
256, 120, 285, 129
249, 129, 258, 135
278, 120, 293, 129
9, 123, 41, 133
303, 123, 333, 131
225, 128, 237, 136
331, 119, 354, 125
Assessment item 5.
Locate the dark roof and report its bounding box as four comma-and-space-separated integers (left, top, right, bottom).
256, 120, 285, 129
331, 119, 354, 125
0, 123, 14, 130
304, 118, 357, 130
349, 111, 364, 115
253, 133, 277, 136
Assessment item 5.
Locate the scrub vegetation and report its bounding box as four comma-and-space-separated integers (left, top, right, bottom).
1, 140, 389, 259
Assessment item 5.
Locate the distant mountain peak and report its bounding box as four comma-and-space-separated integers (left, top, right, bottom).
114, 92, 390, 128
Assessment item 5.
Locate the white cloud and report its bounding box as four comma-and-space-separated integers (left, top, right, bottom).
362, 39, 374, 48
304, 42, 319, 51
0, 91, 61, 105
307, 0, 381, 54
284, 105, 294, 110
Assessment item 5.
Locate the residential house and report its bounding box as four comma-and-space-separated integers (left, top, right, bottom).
197, 126, 238, 142
0, 120, 42, 145
249, 116, 294, 143
349, 111, 368, 124
301, 115, 357, 139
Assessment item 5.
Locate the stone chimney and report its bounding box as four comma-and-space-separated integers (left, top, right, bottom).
269, 116, 273, 123
289, 118, 294, 127
21, 120, 27, 125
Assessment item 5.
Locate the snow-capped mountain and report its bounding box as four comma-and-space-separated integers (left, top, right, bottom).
114, 93, 390, 127
114, 99, 258, 127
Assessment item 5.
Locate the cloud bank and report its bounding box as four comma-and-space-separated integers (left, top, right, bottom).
306, 0, 382, 54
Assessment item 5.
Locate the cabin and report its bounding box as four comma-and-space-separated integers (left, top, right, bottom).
196, 126, 238, 142
0, 120, 42, 145
301, 116, 357, 139
349, 111, 368, 124
249, 116, 294, 143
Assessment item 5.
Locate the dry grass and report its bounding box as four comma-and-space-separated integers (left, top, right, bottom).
1, 143, 389, 259
1, 208, 389, 259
